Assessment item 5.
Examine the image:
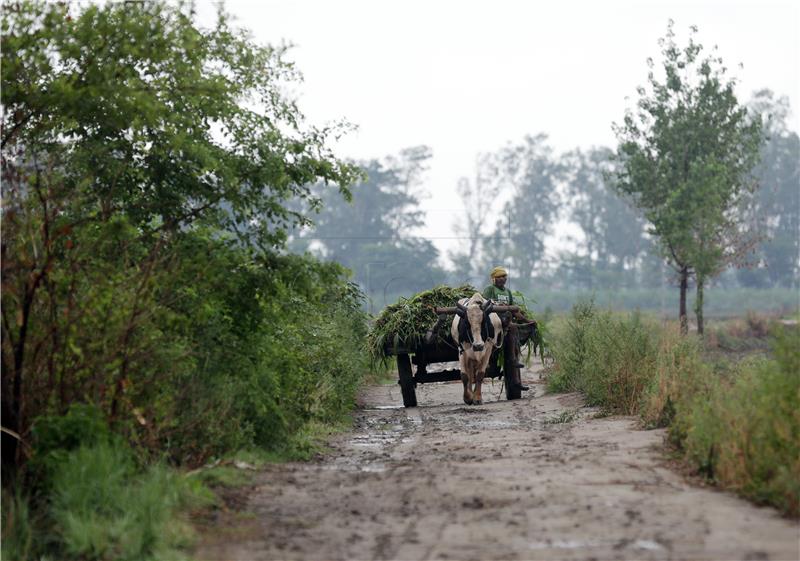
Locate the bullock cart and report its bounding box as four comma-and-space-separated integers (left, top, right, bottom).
383, 305, 535, 407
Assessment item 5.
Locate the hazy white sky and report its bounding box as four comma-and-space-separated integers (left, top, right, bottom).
199, 0, 800, 256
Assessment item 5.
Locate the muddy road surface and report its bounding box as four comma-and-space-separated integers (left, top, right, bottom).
197, 365, 799, 561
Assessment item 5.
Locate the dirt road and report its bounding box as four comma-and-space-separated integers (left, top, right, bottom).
196, 364, 799, 561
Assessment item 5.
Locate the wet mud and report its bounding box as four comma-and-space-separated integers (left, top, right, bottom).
196, 364, 799, 561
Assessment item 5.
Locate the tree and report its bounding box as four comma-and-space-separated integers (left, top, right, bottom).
292, 147, 445, 308
613, 21, 763, 333
738, 90, 800, 288
560, 147, 650, 289
1, 1, 359, 468
448, 153, 502, 283
480, 134, 562, 292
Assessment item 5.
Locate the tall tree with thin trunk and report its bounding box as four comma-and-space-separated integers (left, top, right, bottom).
448, 153, 502, 282
484, 134, 562, 289
738, 90, 800, 289
613, 21, 762, 333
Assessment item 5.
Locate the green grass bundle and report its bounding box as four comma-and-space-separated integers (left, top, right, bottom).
367, 284, 478, 362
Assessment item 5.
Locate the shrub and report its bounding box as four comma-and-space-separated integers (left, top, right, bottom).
28, 403, 113, 486
546, 300, 597, 394
745, 311, 771, 338
50, 442, 209, 560
549, 307, 799, 516
548, 301, 658, 414
677, 328, 800, 516
640, 327, 709, 430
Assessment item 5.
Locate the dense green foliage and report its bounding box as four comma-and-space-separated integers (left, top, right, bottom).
673, 330, 799, 515
1, 1, 369, 558
2, 0, 369, 459
548, 302, 799, 516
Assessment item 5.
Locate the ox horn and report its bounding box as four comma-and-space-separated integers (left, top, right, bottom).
455, 302, 467, 318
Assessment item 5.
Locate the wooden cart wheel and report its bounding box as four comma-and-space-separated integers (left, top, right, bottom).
504, 339, 522, 401
397, 353, 417, 407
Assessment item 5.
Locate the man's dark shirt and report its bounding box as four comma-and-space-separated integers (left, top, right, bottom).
482, 284, 514, 305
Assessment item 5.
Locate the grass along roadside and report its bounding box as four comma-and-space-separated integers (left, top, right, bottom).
546, 301, 800, 517
2, 441, 212, 561
1, 413, 353, 561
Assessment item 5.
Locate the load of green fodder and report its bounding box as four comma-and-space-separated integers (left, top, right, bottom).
367, 284, 478, 363
510, 290, 549, 363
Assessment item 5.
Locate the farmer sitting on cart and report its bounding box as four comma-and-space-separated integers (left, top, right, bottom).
482, 266, 536, 391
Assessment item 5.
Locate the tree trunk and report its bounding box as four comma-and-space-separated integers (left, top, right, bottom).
695, 275, 705, 335
679, 266, 689, 335
3, 288, 32, 471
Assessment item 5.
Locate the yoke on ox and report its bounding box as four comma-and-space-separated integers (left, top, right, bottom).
451, 293, 502, 405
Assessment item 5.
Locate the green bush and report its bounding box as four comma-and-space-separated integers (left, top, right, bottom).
546, 300, 596, 394
50, 442, 209, 561
676, 328, 800, 516
161, 244, 368, 460
547, 301, 658, 414
2, 441, 212, 561
28, 404, 113, 486
1, 2, 371, 557
549, 305, 799, 516
640, 328, 709, 431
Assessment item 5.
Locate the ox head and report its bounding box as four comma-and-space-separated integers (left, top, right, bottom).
455, 294, 496, 352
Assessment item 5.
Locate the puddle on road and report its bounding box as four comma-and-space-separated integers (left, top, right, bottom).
360, 463, 387, 473
316, 461, 388, 473
363, 405, 405, 411
348, 434, 398, 447
436, 417, 518, 431
472, 420, 516, 429
528, 539, 664, 551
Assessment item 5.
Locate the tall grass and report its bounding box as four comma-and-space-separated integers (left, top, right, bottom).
2, 438, 212, 561
1, 487, 37, 561
547, 301, 658, 414
51, 443, 198, 560
678, 330, 799, 515
548, 301, 799, 516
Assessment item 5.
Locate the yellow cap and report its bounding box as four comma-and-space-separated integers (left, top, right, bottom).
490, 266, 508, 279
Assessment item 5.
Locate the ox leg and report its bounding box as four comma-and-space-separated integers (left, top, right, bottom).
460, 356, 473, 405
473, 370, 485, 405
461, 371, 473, 405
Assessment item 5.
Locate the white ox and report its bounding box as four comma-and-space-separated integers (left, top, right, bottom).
451, 293, 503, 405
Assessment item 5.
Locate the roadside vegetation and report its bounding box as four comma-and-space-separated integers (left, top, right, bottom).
1, 2, 368, 559
547, 300, 799, 517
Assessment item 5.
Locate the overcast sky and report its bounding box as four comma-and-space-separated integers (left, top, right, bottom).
199, 0, 800, 258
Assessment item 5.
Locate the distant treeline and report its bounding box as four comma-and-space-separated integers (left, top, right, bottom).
292, 91, 798, 314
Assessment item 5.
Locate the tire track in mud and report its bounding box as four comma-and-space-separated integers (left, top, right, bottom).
196, 366, 799, 561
